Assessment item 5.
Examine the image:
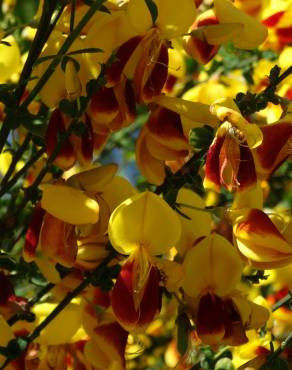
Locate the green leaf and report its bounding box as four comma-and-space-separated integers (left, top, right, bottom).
67, 47, 103, 56
6, 338, 28, 359
189, 126, 214, 150
59, 99, 78, 117
145, 0, 158, 24
34, 54, 59, 66
215, 358, 235, 370
61, 55, 80, 72
176, 313, 190, 355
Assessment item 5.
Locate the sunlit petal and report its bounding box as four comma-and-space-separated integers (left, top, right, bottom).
41, 184, 99, 225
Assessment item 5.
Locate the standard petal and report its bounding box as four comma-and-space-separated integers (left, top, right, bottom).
66, 164, 118, 192
155, 0, 197, 39
126, 0, 153, 34
108, 191, 181, 256
41, 184, 99, 225
214, 0, 268, 49
203, 22, 244, 45
102, 176, 137, 212
175, 188, 212, 256
182, 234, 242, 297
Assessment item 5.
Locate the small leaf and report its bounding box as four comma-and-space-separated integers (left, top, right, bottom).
215, 358, 235, 370
67, 47, 103, 56
0, 40, 11, 46
34, 54, 58, 66
144, 0, 158, 24
61, 55, 80, 72
189, 126, 214, 150
176, 312, 191, 355
6, 338, 28, 359
59, 99, 78, 117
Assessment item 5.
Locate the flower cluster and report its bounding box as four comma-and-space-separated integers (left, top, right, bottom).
0, 0, 291, 369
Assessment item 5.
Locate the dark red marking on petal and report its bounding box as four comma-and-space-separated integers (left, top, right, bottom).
111, 260, 161, 330
90, 86, 119, 116
255, 122, 292, 175
262, 11, 284, 27
196, 292, 225, 341
276, 26, 292, 43
45, 109, 75, 170
236, 209, 287, 241
237, 143, 257, 191
24, 205, 45, 261
94, 322, 128, 366
147, 107, 186, 141
143, 42, 169, 101
106, 36, 142, 85
205, 135, 225, 189
80, 114, 94, 164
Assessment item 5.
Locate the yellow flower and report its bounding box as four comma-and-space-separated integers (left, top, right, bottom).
109, 191, 181, 331
0, 35, 21, 83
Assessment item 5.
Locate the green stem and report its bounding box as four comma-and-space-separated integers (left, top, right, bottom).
20, 0, 106, 111
9, 120, 77, 217
14, 0, 59, 105
70, 0, 76, 34
259, 332, 292, 370
272, 290, 292, 312
0, 147, 46, 198
0, 134, 32, 189
0, 0, 59, 155
7, 282, 55, 326
274, 65, 292, 86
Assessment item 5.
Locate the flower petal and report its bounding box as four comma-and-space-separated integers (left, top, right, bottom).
234, 209, 292, 266
203, 22, 244, 45
108, 191, 181, 256
40, 213, 77, 267
126, 0, 153, 34
253, 121, 292, 180
154, 95, 219, 128
196, 293, 225, 345
111, 259, 161, 331
66, 164, 118, 192
33, 303, 82, 345
147, 107, 190, 151
41, 184, 99, 225
136, 127, 166, 185
214, 0, 268, 49
182, 234, 242, 297
175, 188, 212, 256
155, 0, 197, 39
